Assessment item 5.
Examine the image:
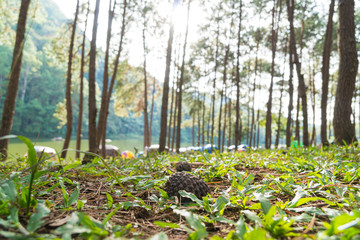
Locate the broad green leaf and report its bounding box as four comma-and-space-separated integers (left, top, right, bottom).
235, 216, 247, 239
17, 136, 37, 168
178, 190, 203, 206
212, 195, 229, 215
1, 180, 17, 202
288, 197, 336, 208
27, 203, 50, 232
254, 193, 271, 215
242, 210, 262, 224
68, 187, 80, 207
154, 221, 179, 228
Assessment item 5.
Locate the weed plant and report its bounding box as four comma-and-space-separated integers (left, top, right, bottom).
0, 136, 359, 239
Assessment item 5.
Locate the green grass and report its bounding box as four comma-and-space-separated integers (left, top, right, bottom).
1, 141, 360, 239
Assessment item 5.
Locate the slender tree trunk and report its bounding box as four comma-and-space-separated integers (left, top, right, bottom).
192, 114, 195, 146
202, 93, 205, 145
333, 0, 358, 144
286, 0, 309, 147
222, 95, 227, 150
228, 98, 232, 147
0, 0, 31, 159
321, 0, 335, 146
310, 65, 316, 145
61, 0, 79, 159
167, 81, 175, 147
235, 0, 242, 149
265, 0, 282, 149
101, 0, 128, 150
75, 2, 90, 159
87, 0, 101, 155
295, 94, 300, 141
286, 35, 294, 147
218, 45, 230, 152
141, 1, 150, 149
175, 0, 191, 152
211, 7, 221, 147
249, 43, 259, 148
149, 79, 156, 145
197, 91, 201, 146
159, 0, 178, 152
256, 109, 260, 148
97, 0, 116, 156
275, 74, 285, 148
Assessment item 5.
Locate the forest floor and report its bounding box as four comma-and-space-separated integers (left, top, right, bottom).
1, 144, 360, 239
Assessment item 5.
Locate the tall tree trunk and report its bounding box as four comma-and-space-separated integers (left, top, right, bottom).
333, 0, 358, 144
249, 42, 259, 148
286, 0, 309, 147
218, 45, 230, 152
286, 35, 294, 147
197, 91, 201, 146
101, 0, 128, 151
192, 114, 195, 146
149, 79, 156, 145
222, 95, 227, 150
275, 74, 285, 148
141, 0, 150, 149
87, 0, 101, 155
61, 0, 79, 159
295, 94, 300, 141
310, 65, 316, 145
75, 1, 90, 159
167, 80, 175, 147
211, 7, 221, 147
235, 0, 242, 149
175, 0, 191, 152
97, 0, 116, 155
159, 0, 178, 152
202, 93, 206, 146
0, 0, 31, 159
265, 0, 282, 149
256, 109, 260, 148
228, 98, 232, 147
321, 0, 335, 146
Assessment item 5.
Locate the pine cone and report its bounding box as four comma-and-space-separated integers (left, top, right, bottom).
175, 161, 192, 172
165, 172, 210, 201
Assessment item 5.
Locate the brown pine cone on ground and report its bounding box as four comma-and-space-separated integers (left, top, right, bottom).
175, 161, 192, 172
165, 172, 210, 202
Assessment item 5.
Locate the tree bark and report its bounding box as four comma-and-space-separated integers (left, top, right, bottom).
0, 0, 31, 159
101, 0, 128, 151
265, 0, 282, 149
321, 0, 335, 146
61, 0, 79, 159
218, 45, 230, 152
87, 0, 101, 155
149, 79, 156, 145
175, 0, 191, 152
159, 0, 178, 152
235, 0, 242, 149
76, 1, 90, 159
286, 0, 309, 147
141, 0, 150, 149
97, 0, 116, 156
333, 0, 358, 144
211, 7, 221, 147
286, 35, 294, 147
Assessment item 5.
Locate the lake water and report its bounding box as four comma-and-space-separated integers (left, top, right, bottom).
8, 137, 147, 160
